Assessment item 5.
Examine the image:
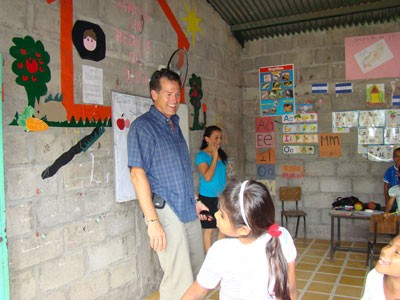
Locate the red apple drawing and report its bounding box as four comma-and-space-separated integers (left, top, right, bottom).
116, 115, 125, 130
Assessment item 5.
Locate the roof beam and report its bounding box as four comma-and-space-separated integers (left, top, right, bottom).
231, 0, 400, 32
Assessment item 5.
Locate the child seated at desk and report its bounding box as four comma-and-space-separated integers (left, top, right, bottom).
361, 235, 400, 300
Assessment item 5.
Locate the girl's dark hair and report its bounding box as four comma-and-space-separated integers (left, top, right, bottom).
219, 179, 290, 300
200, 125, 228, 164
149, 68, 181, 94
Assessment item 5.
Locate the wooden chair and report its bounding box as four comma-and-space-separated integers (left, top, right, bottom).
367, 214, 400, 269
279, 186, 307, 244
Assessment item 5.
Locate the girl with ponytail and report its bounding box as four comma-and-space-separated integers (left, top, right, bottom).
182, 179, 298, 300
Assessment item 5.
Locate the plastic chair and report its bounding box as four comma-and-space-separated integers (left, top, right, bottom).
366, 214, 400, 270
279, 186, 307, 243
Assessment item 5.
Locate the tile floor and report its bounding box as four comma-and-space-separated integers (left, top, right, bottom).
146, 239, 371, 300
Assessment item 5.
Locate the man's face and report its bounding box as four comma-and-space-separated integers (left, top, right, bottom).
151, 77, 180, 119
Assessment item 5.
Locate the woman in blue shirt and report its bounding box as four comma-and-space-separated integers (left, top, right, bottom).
196, 126, 228, 252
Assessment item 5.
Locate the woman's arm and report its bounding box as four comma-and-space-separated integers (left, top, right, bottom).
181, 281, 209, 300
198, 157, 218, 182
287, 260, 298, 300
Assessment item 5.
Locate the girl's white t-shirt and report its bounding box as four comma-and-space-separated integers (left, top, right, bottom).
361, 268, 385, 300
197, 227, 297, 300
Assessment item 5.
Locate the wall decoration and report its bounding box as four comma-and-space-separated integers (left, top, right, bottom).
345, 32, 400, 80
333, 127, 350, 133
282, 113, 317, 123
359, 110, 386, 127
367, 145, 394, 162
312, 83, 328, 94
391, 80, 400, 106
296, 103, 314, 113
41, 126, 105, 179
181, 3, 202, 47
319, 134, 341, 158
114, 0, 151, 87
9, 35, 51, 109
256, 165, 275, 180
335, 82, 352, 94
72, 20, 106, 62
358, 128, 384, 145
282, 165, 304, 178
82, 65, 103, 104
282, 134, 318, 144
258, 179, 276, 196
283, 123, 318, 134
16, 105, 49, 132
282, 145, 315, 155
60, 0, 111, 125
256, 132, 275, 148
386, 109, 400, 127
366, 83, 384, 104
226, 158, 235, 178
255, 116, 274, 132
259, 64, 295, 116
255, 116, 275, 182
392, 94, 400, 106
256, 148, 275, 164
332, 111, 359, 128
157, 0, 190, 50
384, 128, 400, 145
189, 74, 206, 130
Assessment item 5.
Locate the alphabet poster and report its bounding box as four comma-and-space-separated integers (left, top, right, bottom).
319, 134, 341, 158
112, 91, 189, 202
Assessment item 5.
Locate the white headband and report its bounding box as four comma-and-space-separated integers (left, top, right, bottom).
239, 180, 251, 229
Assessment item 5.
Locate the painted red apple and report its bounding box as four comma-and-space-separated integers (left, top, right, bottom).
116, 114, 127, 130
367, 202, 376, 210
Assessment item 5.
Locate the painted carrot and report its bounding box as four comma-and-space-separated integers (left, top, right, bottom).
26, 117, 49, 132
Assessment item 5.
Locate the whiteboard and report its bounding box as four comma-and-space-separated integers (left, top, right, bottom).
111, 91, 189, 202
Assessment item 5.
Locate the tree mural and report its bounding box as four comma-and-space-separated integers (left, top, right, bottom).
189, 73, 206, 130
10, 36, 51, 108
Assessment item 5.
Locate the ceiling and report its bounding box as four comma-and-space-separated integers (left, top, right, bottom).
206, 0, 400, 46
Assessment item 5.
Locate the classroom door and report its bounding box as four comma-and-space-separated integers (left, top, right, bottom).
0, 54, 10, 300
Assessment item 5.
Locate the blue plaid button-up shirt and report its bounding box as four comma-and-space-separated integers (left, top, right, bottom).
127, 105, 197, 223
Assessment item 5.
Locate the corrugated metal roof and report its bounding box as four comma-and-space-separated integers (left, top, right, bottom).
206, 0, 400, 46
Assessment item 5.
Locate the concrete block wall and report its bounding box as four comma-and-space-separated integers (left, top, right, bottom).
242, 22, 400, 241
2, 0, 242, 299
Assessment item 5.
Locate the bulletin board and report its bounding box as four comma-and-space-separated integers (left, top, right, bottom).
111, 91, 189, 202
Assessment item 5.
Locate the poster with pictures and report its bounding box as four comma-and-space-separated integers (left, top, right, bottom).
384, 127, 400, 145
259, 64, 295, 116
386, 109, 400, 127
358, 128, 384, 145
332, 111, 359, 128
367, 145, 395, 162
358, 110, 386, 127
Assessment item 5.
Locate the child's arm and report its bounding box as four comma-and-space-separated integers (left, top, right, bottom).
181, 281, 209, 300
287, 260, 298, 300
385, 196, 395, 214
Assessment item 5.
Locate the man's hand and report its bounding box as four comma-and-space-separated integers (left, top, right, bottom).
196, 201, 213, 221
147, 220, 166, 251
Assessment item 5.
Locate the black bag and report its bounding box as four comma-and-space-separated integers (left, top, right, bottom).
332, 196, 359, 208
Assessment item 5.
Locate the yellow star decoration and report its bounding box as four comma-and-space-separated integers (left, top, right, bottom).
181, 3, 203, 47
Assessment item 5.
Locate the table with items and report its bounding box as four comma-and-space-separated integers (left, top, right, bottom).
329, 208, 384, 262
